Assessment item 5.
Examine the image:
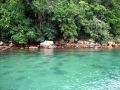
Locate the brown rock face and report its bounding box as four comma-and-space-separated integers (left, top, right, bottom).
54, 40, 120, 49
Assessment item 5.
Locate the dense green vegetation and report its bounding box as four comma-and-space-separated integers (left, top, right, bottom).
0, 0, 120, 45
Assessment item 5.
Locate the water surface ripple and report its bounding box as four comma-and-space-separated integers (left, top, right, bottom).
0, 49, 120, 90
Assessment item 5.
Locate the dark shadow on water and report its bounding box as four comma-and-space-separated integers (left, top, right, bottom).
17, 70, 25, 73
9, 88, 17, 90
16, 76, 26, 81
73, 54, 87, 57
53, 69, 67, 75
3, 65, 13, 68
91, 64, 107, 69
2, 71, 11, 75
56, 62, 64, 66
50, 66, 67, 75
39, 61, 49, 65
33, 61, 49, 68
38, 72, 47, 76
33, 65, 41, 68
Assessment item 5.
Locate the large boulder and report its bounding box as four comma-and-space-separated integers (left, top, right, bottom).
40, 41, 56, 49
107, 41, 117, 47
88, 39, 95, 43
108, 41, 115, 45
78, 40, 84, 44
114, 39, 120, 44
83, 41, 89, 45
9, 41, 13, 47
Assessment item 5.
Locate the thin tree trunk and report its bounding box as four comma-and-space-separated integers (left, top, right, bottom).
38, 11, 42, 34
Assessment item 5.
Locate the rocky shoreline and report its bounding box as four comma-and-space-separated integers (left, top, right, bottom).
0, 40, 120, 50
55, 40, 120, 49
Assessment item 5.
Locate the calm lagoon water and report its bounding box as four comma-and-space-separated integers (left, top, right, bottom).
0, 48, 120, 90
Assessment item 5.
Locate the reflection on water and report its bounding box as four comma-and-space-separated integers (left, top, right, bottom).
0, 48, 120, 90
42, 49, 54, 56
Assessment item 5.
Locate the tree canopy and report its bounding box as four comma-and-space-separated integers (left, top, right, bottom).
0, 0, 120, 44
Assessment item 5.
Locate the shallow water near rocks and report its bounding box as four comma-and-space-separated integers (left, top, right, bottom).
0, 48, 120, 90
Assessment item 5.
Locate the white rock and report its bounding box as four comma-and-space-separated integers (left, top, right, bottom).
108, 41, 115, 45
78, 40, 84, 44
88, 39, 95, 43
9, 41, 13, 47
29, 46, 38, 49
84, 41, 89, 44
40, 41, 56, 49
40, 41, 54, 46
0, 41, 3, 46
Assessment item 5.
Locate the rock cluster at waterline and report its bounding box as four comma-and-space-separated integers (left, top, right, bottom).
0, 40, 120, 50
55, 40, 120, 49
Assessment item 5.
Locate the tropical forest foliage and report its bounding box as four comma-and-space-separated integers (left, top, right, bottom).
0, 0, 120, 44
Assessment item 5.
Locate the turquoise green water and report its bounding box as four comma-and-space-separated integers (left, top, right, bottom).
0, 49, 120, 90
